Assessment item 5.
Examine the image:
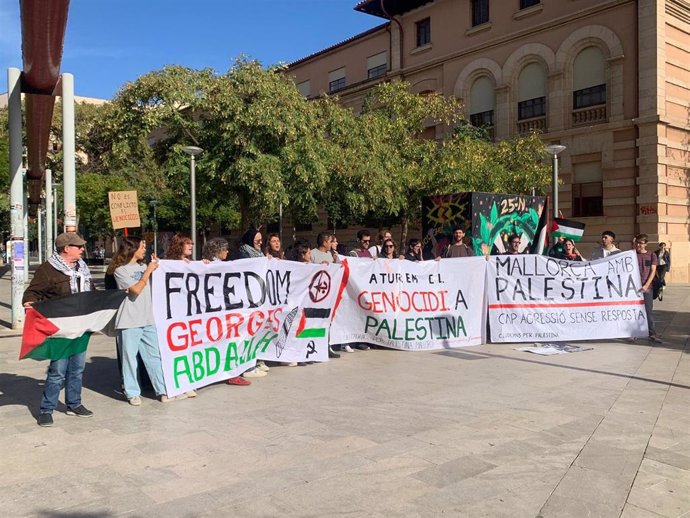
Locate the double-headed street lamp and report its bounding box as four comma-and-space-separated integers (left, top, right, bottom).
181, 146, 203, 260
545, 144, 566, 220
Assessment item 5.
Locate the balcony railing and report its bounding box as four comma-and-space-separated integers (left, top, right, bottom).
572, 105, 607, 127
517, 116, 546, 134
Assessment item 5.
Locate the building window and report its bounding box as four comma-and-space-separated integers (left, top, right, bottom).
472, 0, 489, 26
297, 80, 310, 98
573, 84, 606, 109
520, 0, 540, 9
368, 64, 387, 79
572, 161, 603, 217
416, 18, 431, 47
367, 51, 387, 79
470, 110, 494, 128
572, 182, 603, 217
469, 75, 495, 132
328, 67, 346, 93
518, 97, 546, 120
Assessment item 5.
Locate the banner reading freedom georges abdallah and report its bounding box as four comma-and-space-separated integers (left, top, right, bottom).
152, 258, 344, 397
487, 251, 648, 342
330, 257, 487, 350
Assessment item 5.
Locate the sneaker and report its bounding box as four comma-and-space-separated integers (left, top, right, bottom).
286, 362, 298, 367
329, 347, 341, 359
128, 396, 142, 406
66, 405, 94, 418
37, 413, 53, 427
626, 337, 637, 343
657, 289, 663, 302
159, 395, 174, 403
185, 390, 198, 398
256, 361, 270, 372
227, 376, 251, 386
354, 343, 370, 351
649, 335, 663, 344
342, 345, 355, 353
242, 369, 267, 378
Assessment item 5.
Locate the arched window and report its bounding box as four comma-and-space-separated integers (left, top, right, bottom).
469, 76, 495, 130
572, 46, 606, 109
517, 62, 546, 120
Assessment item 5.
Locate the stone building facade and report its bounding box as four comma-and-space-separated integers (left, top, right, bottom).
286, 0, 690, 282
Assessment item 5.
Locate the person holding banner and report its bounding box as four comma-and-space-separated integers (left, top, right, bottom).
440, 227, 475, 258
504, 235, 523, 255
590, 230, 620, 260
634, 234, 662, 344
330, 235, 342, 263
552, 238, 583, 261
311, 233, 335, 264
349, 229, 374, 258
165, 233, 194, 261
404, 239, 424, 262
112, 238, 180, 405
264, 233, 285, 259
238, 228, 264, 259
202, 238, 252, 386
378, 238, 401, 260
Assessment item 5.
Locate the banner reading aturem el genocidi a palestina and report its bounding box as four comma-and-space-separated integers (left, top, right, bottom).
487, 250, 648, 342
152, 258, 345, 397
329, 256, 487, 350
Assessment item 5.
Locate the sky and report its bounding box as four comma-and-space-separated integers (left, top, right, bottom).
0, 0, 383, 100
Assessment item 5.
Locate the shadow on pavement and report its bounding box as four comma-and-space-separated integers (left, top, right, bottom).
0, 371, 45, 418
81, 355, 124, 402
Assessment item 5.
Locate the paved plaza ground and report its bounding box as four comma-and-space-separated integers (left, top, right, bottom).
0, 265, 688, 517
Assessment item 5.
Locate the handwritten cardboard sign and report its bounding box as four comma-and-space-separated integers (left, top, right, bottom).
108, 191, 140, 229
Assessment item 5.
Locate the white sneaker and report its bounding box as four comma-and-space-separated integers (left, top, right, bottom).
243, 369, 267, 378
128, 396, 142, 406
342, 345, 354, 353
286, 362, 298, 367
257, 361, 270, 372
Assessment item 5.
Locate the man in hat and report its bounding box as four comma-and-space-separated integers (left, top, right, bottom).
23, 232, 96, 427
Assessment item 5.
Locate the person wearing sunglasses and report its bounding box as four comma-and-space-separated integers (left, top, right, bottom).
23, 232, 96, 427
349, 229, 374, 258
404, 238, 424, 262
378, 238, 401, 260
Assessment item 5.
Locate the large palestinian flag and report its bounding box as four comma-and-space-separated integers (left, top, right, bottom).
20, 290, 126, 360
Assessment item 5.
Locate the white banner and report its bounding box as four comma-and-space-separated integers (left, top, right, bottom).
487, 251, 648, 342
330, 257, 487, 350
152, 258, 344, 396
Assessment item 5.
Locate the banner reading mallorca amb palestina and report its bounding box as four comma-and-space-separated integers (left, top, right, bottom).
487, 251, 648, 342
152, 258, 345, 397
330, 257, 487, 350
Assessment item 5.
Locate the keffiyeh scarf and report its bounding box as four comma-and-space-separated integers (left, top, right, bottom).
48, 252, 92, 294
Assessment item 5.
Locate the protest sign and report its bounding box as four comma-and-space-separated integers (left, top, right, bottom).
487, 251, 648, 342
152, 258, 344, 396
108, 191, 140, 229
330, 257, 486, 350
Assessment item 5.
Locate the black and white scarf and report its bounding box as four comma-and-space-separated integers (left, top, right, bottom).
48, 252, 92, 294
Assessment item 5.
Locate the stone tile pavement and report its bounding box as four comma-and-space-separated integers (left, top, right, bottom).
0, 267, 688, 517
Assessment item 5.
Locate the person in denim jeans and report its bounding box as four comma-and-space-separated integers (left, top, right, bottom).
112, 237, 176, 405
23, 232, 95, 427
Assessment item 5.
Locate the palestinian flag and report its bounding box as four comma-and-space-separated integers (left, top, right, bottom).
20, 290, 127, 360
529, 197, 549, 255
552, 218, 586, 241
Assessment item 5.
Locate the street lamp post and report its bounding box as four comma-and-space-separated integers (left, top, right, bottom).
181, 146, 203, 260
150, 199, 158, 257
545, 145, 567, 220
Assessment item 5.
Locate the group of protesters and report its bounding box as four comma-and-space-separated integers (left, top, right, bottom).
23, 224, 670, 427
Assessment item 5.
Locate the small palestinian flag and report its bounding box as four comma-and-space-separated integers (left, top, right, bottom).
552, 218, 586, 241
20, 290, 127, 360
